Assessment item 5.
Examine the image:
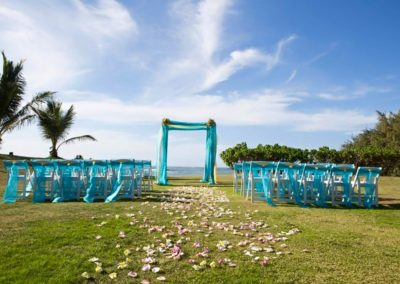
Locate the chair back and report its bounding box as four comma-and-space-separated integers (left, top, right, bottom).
142, 160, 152, 182
249, 161, 277, 179
329, 164, 355, 207
4, 160, 13, 171
118, 160, 135, 176
247, 161, 277, 205
354, 166, 382, 182
105, 160, 136, 202
2, 160, 31, 203
353, 166, 382, 208
331, 164, 355, 180
54, 160, 83, 201
300, 164, 331, 206
275, 162, 303, 204
31, 160, 56, 203
233, 163, 242, 173
83, 160, 109, 202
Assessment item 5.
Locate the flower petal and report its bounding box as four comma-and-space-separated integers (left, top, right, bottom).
127, 271, 138, 278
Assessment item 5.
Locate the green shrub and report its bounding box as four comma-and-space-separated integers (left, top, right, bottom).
220, 143, 400, 176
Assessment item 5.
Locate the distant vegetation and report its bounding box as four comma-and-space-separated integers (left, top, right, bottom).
343, 111, 400, 149
220, 111, 400, 176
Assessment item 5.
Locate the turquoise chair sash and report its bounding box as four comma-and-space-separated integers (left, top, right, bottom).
105, 160, 135, 202
83, 160, 109, 203
31, 160, 57, 203
249, 161, 277, 206
2, 160, 30, 203
330, 164, 355, 207
276, 162, 304, 204
354, 167, 382, 208
54, 160, 83, 202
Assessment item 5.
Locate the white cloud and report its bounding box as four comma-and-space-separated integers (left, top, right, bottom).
284, 69, 297, 84
317, 83, 392, 101
293, 110, 375, 132
157, 0, 296, 94
0, 0, 137, 92
72, 0, 138, 42
352, 83, 391, 96
305, 42, 338, 66
317, 93, 348, 101
195, 0, 232, 61
170, 0, 231, 62
61, 89, 375, 132
204, 35, 297, 89
0, 0, 295, 98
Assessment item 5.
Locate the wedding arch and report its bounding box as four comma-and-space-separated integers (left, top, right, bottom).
156, 118, 217, 185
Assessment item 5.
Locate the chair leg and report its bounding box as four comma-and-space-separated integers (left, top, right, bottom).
245, 179, 249, 200
21, 177, 27, 199
250, 179, 254, 203
374, 182, 379, 207
77, 177, 81, 201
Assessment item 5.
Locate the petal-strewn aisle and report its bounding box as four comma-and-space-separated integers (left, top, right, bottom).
82, 186, 301, 283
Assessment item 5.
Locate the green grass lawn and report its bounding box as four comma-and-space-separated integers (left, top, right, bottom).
0, 170, 399, 283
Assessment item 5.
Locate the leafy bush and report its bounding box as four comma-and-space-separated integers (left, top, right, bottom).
220, 143, 400, 176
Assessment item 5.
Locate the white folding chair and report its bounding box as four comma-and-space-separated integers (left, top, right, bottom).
352, 166, 382, 208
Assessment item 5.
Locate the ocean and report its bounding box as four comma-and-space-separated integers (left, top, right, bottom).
166, 166, 232, 176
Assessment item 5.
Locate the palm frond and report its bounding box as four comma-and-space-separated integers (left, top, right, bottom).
0, 114, 35, 135
19, 91, 55, 117
34, 100, 65, 141
5, 92, 55, 132
56, 135, 97, 150
0, 51, 26, 120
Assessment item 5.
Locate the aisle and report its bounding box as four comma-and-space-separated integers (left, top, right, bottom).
81, 185, 301, 282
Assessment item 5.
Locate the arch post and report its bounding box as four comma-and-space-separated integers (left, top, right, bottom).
202, 121, 217, 184
156, 122, 169, 185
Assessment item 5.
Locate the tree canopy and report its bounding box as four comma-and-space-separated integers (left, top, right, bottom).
33, 100, 96, 158
343, 110, 400, 150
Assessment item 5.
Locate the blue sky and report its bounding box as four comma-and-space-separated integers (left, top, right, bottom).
0, 0, 399, 166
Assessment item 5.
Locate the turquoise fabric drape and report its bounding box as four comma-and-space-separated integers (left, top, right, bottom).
156, 119, 217, 185
105, 160, 135, 203
83, 160, 109, 203
54, 160, 83, 202
3, 160, 32, 203
356, 167, 381, 208
31, 161, 57, 203
3, 161, 18, 203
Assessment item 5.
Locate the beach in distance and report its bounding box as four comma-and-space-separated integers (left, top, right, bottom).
167, 166, 232, 176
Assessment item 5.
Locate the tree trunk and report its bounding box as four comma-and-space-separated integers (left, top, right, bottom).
50, 141, 58, 158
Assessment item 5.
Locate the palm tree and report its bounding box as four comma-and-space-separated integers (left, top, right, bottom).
33, 100, 96, 158
0, 51, 53, 145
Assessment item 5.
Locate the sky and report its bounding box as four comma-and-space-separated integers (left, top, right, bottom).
0, 0, 399, 166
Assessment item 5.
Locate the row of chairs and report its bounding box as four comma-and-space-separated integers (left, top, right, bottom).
233, 161, 382, 208
2, 159, 153, 203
